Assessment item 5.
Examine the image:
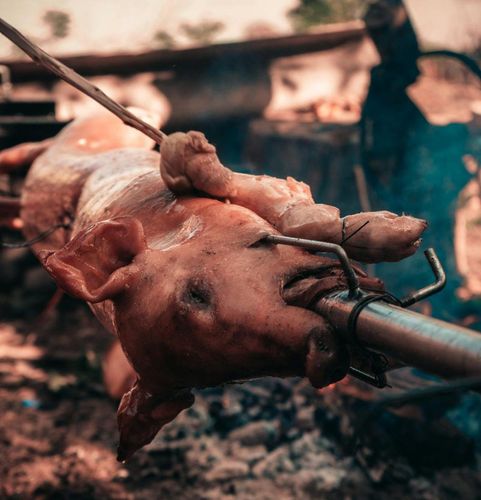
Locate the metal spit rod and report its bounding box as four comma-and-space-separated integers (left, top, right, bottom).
267, 233, 481, 381
316, 291, 481, 379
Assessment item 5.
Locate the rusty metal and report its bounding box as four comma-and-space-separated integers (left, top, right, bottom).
264, 234, 360, 297
399, 248, 446, 307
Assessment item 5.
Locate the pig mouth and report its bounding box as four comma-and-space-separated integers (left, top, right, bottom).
282, 269, 351, 388
282, 266, 347, 309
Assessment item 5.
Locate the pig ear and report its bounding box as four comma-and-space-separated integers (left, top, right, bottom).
117, 381, 195, 462
40, 217, 147, 303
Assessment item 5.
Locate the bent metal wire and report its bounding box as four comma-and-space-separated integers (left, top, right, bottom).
264, 234, 445, 306
265, 233, 450, 387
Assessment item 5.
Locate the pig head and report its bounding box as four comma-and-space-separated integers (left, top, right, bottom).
40, 202, 381, 460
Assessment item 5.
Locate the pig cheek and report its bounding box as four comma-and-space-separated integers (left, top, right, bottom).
111, 291, 172, 388
170, 302, 216, 372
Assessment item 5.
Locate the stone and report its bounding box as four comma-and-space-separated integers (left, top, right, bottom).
228, 421, 279, 447
295, 406, 315, 431
298, 467, 348, 496
204, 459, 249, 482
229, 443, 267, 465
252, 446, 295, 478
186, 437, 226, 469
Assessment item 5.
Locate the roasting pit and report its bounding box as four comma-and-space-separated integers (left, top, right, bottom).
2, 1, 481, 498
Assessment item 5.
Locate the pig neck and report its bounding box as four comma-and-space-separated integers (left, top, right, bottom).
21, 146, 216, 255
74, 148, 221, 247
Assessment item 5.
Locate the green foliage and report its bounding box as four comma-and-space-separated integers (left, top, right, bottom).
180, 20, 224, 46
43, 10, 70, 39
288, 0, 367, 32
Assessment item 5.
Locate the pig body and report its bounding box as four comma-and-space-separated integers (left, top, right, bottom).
2, 109, 424, 459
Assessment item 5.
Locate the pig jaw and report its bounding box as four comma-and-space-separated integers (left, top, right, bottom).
111, 259, 350, 395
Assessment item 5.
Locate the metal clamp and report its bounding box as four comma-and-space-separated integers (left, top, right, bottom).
265, 237, 447, 389
345, 248, 446, 387
264, 234, 360, 297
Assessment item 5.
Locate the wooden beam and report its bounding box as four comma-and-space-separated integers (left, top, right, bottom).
1, 21, 366, 83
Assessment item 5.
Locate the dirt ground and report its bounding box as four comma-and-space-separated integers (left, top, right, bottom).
2, 257, 481, 500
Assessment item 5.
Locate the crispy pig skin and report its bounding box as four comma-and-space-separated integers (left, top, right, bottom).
0, 109, 424, 458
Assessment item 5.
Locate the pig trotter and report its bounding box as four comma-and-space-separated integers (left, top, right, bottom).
159, 132, 427, 263
0, 139, 52, 174
340, 211, 427, 263
160, 131, 233, 197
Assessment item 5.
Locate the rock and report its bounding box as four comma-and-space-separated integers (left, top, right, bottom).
145, 436, 191, 455
290, 433, 329, 460
229, 443, 267, 465
252, 446, 295, 478
408, 477, 434, 499
208, 394, 247, 432
295, 406, 315, 431
205, 460, 249, 482
228, 421, 279, 447
298, 467, 348, 496
186, 437, 226, 470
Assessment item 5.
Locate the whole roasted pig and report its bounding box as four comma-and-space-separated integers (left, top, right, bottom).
0, 109, 426, 460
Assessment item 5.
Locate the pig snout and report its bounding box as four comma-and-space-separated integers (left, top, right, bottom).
305, 325, 350, 388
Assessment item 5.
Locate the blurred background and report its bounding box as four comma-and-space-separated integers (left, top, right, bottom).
1, 1, 481, 498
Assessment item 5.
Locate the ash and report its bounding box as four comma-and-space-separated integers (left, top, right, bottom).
1, 259, 481, 499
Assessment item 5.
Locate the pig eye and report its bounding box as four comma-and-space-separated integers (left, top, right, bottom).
184, 283, 211, 308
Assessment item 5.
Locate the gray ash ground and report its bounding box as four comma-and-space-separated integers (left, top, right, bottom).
2, 256, 481, 499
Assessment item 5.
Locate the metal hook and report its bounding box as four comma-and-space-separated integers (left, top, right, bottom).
263, 234, 360, 297
399, 248, 446, 307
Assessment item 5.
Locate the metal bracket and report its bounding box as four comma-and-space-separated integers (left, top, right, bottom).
266, 236, 447, 389
347, 248, 446, 387
399, 248, 446, 307
264, 234, 360, 297
348, 364, 388, 389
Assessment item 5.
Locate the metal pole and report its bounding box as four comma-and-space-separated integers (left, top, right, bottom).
316, 291, 481, 379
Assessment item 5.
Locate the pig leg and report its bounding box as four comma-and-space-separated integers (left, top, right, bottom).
0, 195, 21, 229
232, 178, 427, 264
0, 139, 53, 174
0, 141, 53, 228
0, 106, 161, 176
160, 131, 427, 263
